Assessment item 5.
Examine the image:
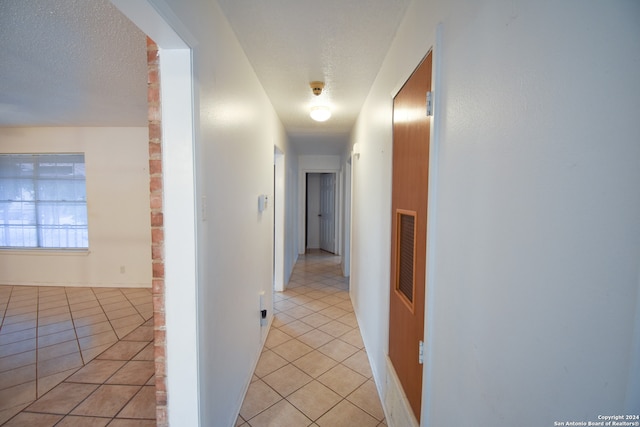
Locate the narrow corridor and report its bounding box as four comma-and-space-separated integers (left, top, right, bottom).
237, 251, 386, 427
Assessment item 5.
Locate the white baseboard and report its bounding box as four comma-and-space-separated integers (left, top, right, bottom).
383, 357, 420, 427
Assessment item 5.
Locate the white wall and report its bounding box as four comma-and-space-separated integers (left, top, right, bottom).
141, 1, 294, 425
349, 1, 640, 426
0, 127, 152, 288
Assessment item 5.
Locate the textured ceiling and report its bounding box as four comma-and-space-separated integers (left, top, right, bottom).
0, 0, 147, 127
0, 0, 411, 154
217, 0, 412, 153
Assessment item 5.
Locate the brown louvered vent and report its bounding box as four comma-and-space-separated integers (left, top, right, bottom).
397, 212, 415, 304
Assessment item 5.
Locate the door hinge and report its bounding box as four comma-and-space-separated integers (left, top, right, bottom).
426, 91, 433, 117
418, 340, 424, 364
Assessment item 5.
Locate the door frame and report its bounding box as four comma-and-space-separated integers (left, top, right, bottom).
386, 25, 442, 425
298, 167, 341, 256
273, 147, 285, 292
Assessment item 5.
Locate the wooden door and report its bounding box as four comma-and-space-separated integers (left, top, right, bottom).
389, 51, 432, 422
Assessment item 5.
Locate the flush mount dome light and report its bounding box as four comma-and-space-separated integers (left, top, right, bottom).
310, 105, 331, 122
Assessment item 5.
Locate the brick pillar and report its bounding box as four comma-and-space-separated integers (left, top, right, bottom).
147, 36, 168, 427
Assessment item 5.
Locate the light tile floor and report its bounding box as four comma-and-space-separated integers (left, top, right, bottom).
237, 250, 387, 427
0, 285, 155, 426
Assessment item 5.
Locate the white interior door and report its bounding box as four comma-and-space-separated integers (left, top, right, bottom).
319, 173, 336, 253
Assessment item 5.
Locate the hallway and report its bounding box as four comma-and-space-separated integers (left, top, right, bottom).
237, 251, 386, 427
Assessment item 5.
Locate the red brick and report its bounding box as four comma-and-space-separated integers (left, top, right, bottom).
148, 123, 162, 141
148, 67, 159, 85
148, 104, 161, 122
152, 279, 164, 295
152, 228, 164, 243
148, 86, 160, 104
152, 262, 165, 279
150, 193, 163, 210
150, 177, 163, 193
149, 159, 163, 175
151, 212, 164, 227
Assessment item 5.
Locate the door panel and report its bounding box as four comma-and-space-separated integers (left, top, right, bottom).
389, 51, 432, 422
319, 173, 335, 253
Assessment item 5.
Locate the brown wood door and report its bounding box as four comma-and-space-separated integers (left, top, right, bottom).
389, 51, 432, 422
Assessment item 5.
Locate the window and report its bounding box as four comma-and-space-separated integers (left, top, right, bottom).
0, 154, 88, 249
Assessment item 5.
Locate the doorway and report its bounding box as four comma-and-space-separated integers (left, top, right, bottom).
305, 172, 337, 253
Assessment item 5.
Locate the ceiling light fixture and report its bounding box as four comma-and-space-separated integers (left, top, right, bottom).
310, 105, 331, 122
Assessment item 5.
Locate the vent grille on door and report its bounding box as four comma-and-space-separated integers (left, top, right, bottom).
397, 212, 415, 303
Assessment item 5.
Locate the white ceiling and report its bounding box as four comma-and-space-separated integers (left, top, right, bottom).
0, 0, 411, 154
0, 0, 147, 127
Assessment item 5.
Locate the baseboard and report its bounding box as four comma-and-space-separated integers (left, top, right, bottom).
383, 357, 420, 427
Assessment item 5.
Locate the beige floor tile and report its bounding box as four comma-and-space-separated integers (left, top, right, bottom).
301, 300, 331, 312
0, 402, 30, 425
271, 339, 313, 362
342, 350, 373, 378
0, 319, 37, 335
318, 320, 353, 338
0, 337, 37, 357
107, 419, 156, 427
67, 360, 127, 384
56, 415, 111, 426
248, 399, 312, 427
37, 340, 80, 362
239, 380, 282, 420
2, 312, 37, 325
71, 306, 104, 320
316, 400, 379, 427
26, 382, 98, 414
254, 350, 288, 378
265, 328, 293, 349
38, 351, 83, 378
346, 380, 385, 420
0, 380, 36, 411
37, 329, 77, 348
339, 328, 365, 349
72, 313, 109, 328
0, 328, 36, 346
262, 364, 312, 397
37, 368, 80, 397
2, 411, 64, 426
78, 330, 118, 351
109, 314, 144, 331
38, 305, 71, 318
116, 385, 156, 419
317, 339, 358, 362
0, 350, 36, 372
38, 312, 73, 327
297, 329, 334, 349
277, 320, 314, 338
75, 321, 114, 339
336, 313, 358, 328
286, 305, 315, 319
317, 365, 366, 397
38, 320, 74, 336
122, 325, 153, 342
131, 342, 154, 361
287, 380, 341, 421
70, 384, 140, 417
299, 312, 332, 328
292, 350, 338, 379
318, 306, 349, 320
97, 341, 148, 361
0, 363, 36, 390
81, 343, 114, 363
106, 361, 154, 385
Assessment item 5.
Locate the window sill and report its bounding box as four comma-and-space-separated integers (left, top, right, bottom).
0, 249, 91, 256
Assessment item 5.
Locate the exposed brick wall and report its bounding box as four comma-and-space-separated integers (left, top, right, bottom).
147, 37, 168, 427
